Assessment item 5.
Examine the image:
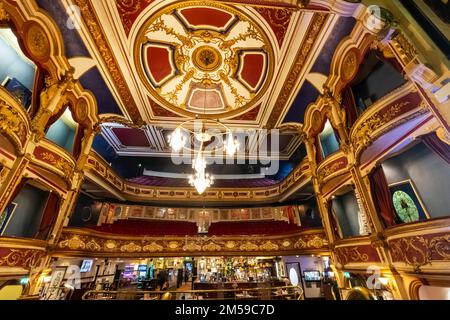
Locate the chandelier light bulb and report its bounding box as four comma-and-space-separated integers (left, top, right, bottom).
168, 127, 186, 152
225, 133, 239, 156
193, 153, 207, 173
189, 170, 214, 195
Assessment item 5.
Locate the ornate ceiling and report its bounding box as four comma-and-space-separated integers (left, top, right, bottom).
134, 2, 273, 118
35, 0, 361, 190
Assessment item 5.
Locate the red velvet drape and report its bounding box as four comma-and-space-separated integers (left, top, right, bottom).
419, 132, 450, 165
35, 192, 60, 240
72, 125, 84, 158
315, 136, 323, 163
342, 87, 358, 128
369, 166, 396, 227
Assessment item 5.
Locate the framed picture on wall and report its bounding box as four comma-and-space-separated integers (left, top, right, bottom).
0, 202, 17, 235
44, 267, 67, 300
388, 180, 430, 224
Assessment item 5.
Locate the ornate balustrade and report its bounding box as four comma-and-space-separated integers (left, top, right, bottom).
0, 87, 31, 155
55, 227, 329, 258
0, 237, 47, 274
349, 82, 429, 162
384, 218, 450, 274
332, 236, 382, 270
31, 139, 76, 185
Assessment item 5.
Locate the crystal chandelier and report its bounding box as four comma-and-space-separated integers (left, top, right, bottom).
167, 56, 240, 194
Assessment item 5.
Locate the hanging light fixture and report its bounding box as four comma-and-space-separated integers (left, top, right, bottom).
168, 127, 186, 152
224, 132, 240, 157
167, 50, 239, 194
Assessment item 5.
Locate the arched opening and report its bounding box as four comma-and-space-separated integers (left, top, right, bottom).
0, 28, 36, 111
45, 108, 79, 154
318, 120, 340, 159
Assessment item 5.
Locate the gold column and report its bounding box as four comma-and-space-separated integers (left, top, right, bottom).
0, 155, 30, 215
49, 127, 97, 245
31, 73, 75, 142
305, 137, 336, 244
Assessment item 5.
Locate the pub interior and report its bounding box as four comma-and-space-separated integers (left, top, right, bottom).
0, 0, 449, 301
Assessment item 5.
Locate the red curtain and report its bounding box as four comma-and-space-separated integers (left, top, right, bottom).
72, 125, 85, 158
315, 136, 323, 163
342, 87, 358, 128
369, 165, 396, 227
35, 192, 60, 240
419, 132, 450, 165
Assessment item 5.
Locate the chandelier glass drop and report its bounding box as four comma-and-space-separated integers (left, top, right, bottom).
167, 53, 240, 194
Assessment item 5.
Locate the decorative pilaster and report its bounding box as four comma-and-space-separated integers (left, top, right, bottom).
305, 137, 336, 244
0, 155, 30, 216
31, 71, 75, 142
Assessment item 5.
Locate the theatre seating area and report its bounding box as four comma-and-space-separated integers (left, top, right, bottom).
207, 220, 302, 236
87, 220, 198, 236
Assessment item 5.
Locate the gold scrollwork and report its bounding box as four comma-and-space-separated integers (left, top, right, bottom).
120, 242, 142, 253
0, 249, 44, 269
352, 102, 407, 150
389, 234, 450, 272
25, 24, 50, 60
0, 100, 28, 151
143, 242, 164, 252
40, 152, 74, 179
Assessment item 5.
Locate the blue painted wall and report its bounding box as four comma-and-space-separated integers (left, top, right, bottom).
332, 190, 360, 238
3, 185, 48, 238
45, 118, 76, 153
0, 35, 35, 90
319, 132, 340, 158
382, 142, 450, 219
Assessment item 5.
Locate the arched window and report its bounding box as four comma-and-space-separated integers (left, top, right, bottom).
0, 28, 36, 110
45, 108, 79, 154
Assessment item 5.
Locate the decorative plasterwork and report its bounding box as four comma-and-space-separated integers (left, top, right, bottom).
134, 1, 274, 118
72, 0, 144, 124
0, 88, 30, 155
266, 12, 328, 129
334, 243, 381, 266
56, 227, 329, 257
385, 218, 450, 273
349, 84, 429, 161
0, 238, 47, 270
100, 122, 302, 159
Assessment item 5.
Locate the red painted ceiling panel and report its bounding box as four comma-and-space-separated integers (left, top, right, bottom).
112, 128, 151, 147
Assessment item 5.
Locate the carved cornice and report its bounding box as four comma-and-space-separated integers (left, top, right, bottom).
72, 0, 143, 124
266, 12, 328, 129
349, 83, 429, 161
55, 228, 329, 257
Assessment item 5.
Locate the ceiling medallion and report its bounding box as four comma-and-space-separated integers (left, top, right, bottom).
134, 1, 274, 118
192, 46, 222, 72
